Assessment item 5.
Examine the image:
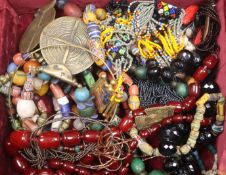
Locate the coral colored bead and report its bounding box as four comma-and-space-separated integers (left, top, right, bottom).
203, 54, 218, 69
167, 101, 183, 113
62, 161, 75, 173
119, 116, 134, 132
172, 115, 183, 123
62, 130, 81, 147
38, 131, 61, 149
83, 130, 100, 143
129, 85, 139, 96
38, 169, 54, 175
48, 158, 62, 169
4, 140, 18, 156
23, 59, 41, 73
182, 96, 196, 111
13, 53, 25, 65
161, 117, 173, 127
10, 130, 31, 149
24, 168, 38, 175
80, 154, 94, 165
13, 154, 29, 173
132, 108, 145, 116
193, 66, 209, 82
64, 3, 82, 18
188, 82, 201, 97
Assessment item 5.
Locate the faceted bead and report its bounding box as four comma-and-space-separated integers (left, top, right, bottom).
23, 59, 41, 73
134, 66, 147, 80
203, 54, 218, 69
10, 130, 31, 149
119, 116, 134, 132
129, 85, 139, 96
4, 139, 18, 156
177, 50, 194, 64
159, 141, 177, 156
182, 96, 196, 111
201, 81, 219, 94
13, 154, 29, 173
131, 158, 145, 174
160, 125, 181, 143
167, 101, 183, 113
147, 67, 161, 80
161, 67, 173, 83
188, 82, 200, 97
83, 130, 100, 143
38, 131, 61, 149
48, 158, 62, 169
175, 82, 188, 98
193, 66, 208, 82
163, 157, 180, 172
12, 70, 26, 86
62, 130, 81, 147
62, 161, 75, 173
63, 3, 82, 18
148, 170, 165, 175
74, 87, 90, 102
146, 59, 158, 68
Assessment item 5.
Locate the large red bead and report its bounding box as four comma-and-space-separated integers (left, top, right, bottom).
167, 101, 183, 113
183, 5, 199, 25
10, 130, 31, 149
48, 158, 62, 169
110, 127, 122, 137
193, 66, 209, 82
182, 96, 196, 111
119, 116, 134, 132
62, 130, 81, 147
37, 169, 54, 175
150, 124, 161, 136
4, 139, 18, 156
13, 154, 29, 173
23, 59, 41, 73
38, 131, 61, 149
172, 115, 183, 123
128, 139, 138, 151
203, 54, 218, 69
188, 82, 201, 97
80, 154, 94, 165
77, 168, 91, 175
139, 129, 149, 138
161, 117, 173, 127
56, 169, 70, 175
62, 161, 75, 173
132, 108, 145, 116
24, 168, 38, 175
83, 130, 100, 143
118, 167, 129, 175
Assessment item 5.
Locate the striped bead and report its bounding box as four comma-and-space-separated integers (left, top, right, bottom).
87, 22, 101, 39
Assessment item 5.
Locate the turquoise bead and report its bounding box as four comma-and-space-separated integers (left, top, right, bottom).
79, 106, 95, 118
38, 72, 51, 81
7, 62, 17, 73
148, 170, 165, 175
89, 123, 104, 131
75, 146, 80, 153
74, 87, 90, 102
131, 157, 145, 174
175, 82, 188, 98
135, 66, 147, 80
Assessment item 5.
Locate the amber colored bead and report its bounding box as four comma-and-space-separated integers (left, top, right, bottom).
62, 161, 75, 173
161, 117, 173, 127
167, 101, 183, 113
10, 130, 31, 149
23, 168, 38, 175
63, 3, 82, 18
37, 169, 54, 175
23, 59, 41, 73
193, 65, 208, 82
62, 130, 81, 147
172, 115, 184, 123
83, 130, 100, 143
188, 82, 200, 97
182, 96, 196, 111
203, 54, 218, 69
119, 116, 134, 132
80, 154, 94, 165
48, 158, 62, 169
4, 139, 18, 156
132, 107, 145, 116
13, 154, 29, 173
38, 131, 61, 149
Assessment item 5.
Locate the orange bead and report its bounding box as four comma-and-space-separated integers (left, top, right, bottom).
129, 85, 139, 96
13, 53, 25, 65
23, 59, 40, 73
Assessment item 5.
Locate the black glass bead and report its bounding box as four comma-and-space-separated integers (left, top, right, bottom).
161, 67, 173, 83
192, 52, 202, 68
177, 50, 194, 64
160, 125, 181, 144
171, 59, 186, 73
197, 128, 215, 144
171, 168, 190, 175
204, 101, 217, 117
164, 157, 180, 172
182, 153, 195, 163
201, 81, 220, 94
147, 67, 161, 80
128, 64, 137, 74
185, 163, 196, 175
159, 141, 177, 156
146, 59, 158, 69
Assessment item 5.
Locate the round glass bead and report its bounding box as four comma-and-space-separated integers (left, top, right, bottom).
7, 62, 17, 73
131, 158, 145, 174
135, 66, 147, 80
74, 87, 90, 102
38, 72, 51, 81
159, 141, 177, 156
175, 82, 188, 98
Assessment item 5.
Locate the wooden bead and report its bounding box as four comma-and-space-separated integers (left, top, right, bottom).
128, 85, 139, 96
12, 70, 26, 86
